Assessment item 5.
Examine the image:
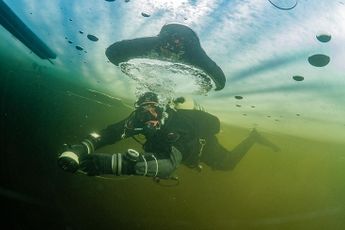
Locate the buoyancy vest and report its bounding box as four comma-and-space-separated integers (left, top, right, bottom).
142, 106, 218, 168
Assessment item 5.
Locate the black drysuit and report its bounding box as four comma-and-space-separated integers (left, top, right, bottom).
82, 108, 243, 178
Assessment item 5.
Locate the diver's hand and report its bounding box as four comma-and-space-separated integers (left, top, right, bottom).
57, 144, 88, 173
79, 153, 113, 176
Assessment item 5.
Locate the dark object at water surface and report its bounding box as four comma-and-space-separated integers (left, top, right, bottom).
105, 23, 226, 90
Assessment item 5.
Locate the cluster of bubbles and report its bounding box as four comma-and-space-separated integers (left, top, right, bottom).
120, 58, 215, 107
292, 33, 331, 81
234, 32, 332, 122
307, 34, 331, 67
64, 19, 99, 56
67, 0, 149, 58
105, 0, 149, 17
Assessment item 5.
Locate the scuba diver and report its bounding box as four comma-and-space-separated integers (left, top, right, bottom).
57, 92, 280, 179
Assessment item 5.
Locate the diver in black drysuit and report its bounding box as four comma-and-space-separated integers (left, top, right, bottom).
57, 92, 280, 179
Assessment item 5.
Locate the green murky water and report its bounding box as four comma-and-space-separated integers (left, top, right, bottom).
1, 47, 345, 230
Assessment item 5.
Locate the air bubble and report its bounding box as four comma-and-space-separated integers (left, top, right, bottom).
308, 54, 330, 67
316, 34, 331, 43
292, 75, 304, 81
